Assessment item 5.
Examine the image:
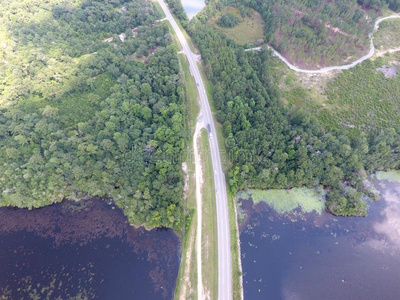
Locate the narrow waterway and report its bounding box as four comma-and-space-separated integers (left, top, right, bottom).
0, 199, 180, 299
239, 178, 400, 299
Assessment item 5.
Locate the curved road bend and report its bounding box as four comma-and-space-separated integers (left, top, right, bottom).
246, 15, 400, 74
157, 0, 233, 299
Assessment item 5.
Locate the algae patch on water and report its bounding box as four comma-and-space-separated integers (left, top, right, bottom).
238, 188, 325, 214
376, 171, 400, 183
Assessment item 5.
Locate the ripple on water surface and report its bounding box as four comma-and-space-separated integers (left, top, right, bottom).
239, 178, 400, 300
0, 199, 180, 299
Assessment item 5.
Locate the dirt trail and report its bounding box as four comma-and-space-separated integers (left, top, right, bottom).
246, 15, 400, 74
375, 46, 400, 57
179, 227, 195, 300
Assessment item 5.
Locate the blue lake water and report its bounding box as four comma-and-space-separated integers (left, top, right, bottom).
239, 179, 400, 300
181, 0, 205, 19
0, 199, 180, 299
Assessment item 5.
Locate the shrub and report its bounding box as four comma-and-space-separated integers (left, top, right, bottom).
217, 13, 240, 28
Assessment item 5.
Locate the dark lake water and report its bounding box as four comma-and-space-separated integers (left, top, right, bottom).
0, 199, 180, 299
239, 179, 400, 300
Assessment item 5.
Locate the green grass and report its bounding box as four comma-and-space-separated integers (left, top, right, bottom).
152, 0, 166, 19
57, 74, 114, 125
179, 53, 200, 133
173, 208, 198, 300
18, 73, 114, 127
199, 129, 218, 300
269, 14, 400, 133
173, 12, 199, 54
238, 188, 325, 214
270, 46, 400, 133
195, 33, 241, 300
173, 31, 199, 300
164, 20, 182, 51
168, 12, 242, 299
374, 18, 400, 51
207, 6, 264, 46
167, 12, 202, 300
173, 122, 198, 299
324, 54, 400, 131
376, 170, 400, 183
228, 192, 243, 300
196, 63, 232, 173
196, 43, 241, 300
163, 1, 198, 54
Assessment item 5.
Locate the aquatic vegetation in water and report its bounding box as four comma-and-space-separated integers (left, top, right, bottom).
0, 199, 180, 299
236, 203, 247, 224
376, 171, 400, 183
238, 188, 325, 214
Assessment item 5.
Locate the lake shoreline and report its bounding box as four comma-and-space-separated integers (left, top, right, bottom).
238, 176, 400, 299
0, 198, 181, 299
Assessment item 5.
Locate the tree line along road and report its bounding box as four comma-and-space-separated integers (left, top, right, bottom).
156, 0, 233, 299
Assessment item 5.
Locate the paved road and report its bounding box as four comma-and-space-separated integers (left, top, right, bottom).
246, 15, 400, 74
157, 0, 233, 299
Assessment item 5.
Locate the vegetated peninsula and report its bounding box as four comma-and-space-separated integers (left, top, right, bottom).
228, 0, 400, 68
0, 0, 186, 228
189, 0, 400, 217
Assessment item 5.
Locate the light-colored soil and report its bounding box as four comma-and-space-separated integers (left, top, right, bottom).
193, 122, 205, 300
179, 227, 195, 300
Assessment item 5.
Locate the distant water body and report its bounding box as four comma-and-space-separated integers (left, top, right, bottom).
239, 178, 400, 299
181, 0, 205, 19
0, 199, 180, 299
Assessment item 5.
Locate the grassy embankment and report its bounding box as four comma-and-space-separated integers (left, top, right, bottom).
162, 11, 199, 299
164, 4, 243, 299
374, 18, 400, 52
194, 20, 243, 300
207, 6, 264, 46
199, 129, 218, 299
199, 64, 243, 300
152, 0, 166, 18
173, 52, 199, 300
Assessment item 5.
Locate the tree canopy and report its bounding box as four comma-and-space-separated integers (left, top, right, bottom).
224, 0, 388, 68
188, 20, 400, 216
0, 0, 186, 228
217, 13, 241, 28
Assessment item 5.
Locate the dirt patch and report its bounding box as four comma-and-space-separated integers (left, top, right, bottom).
296, 69, 341, 95
179, 226, 195, 300
375, 47, 400, 58
325, 23, 351, 37
376, 65, 400, 78
182, 162, 189, 200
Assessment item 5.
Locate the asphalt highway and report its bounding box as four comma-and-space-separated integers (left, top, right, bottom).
157, 1, 233, 299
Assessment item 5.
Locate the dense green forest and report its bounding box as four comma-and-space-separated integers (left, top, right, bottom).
358, 0, 400, 11
217, 13, 241, 27
0, 0, 186, 228
224, 0, 393, 68
166, 0, 189, 27
188, 20, 400, 216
